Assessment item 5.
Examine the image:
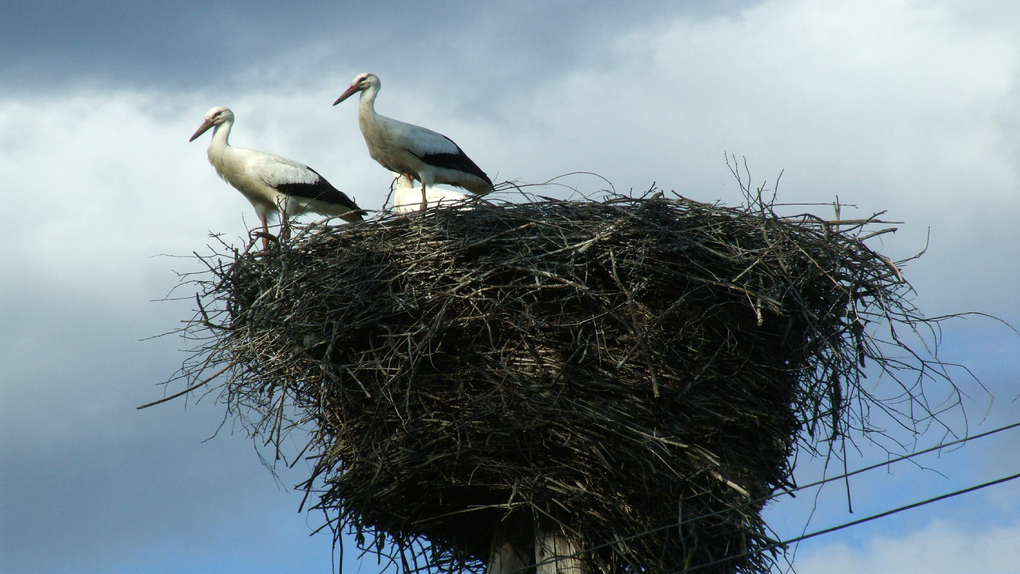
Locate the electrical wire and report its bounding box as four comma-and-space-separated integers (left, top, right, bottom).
496, 418, 1020, 574
561, 419, 1020, 563
789, 419, 1020, 498
674, 469, 1020, 574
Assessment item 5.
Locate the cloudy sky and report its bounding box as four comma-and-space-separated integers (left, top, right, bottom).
3, 1, 1020, 573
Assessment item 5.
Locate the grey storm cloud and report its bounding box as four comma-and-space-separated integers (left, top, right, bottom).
0, 0, 765, 93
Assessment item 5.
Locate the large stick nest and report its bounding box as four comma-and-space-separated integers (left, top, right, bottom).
171, 188, 960, 574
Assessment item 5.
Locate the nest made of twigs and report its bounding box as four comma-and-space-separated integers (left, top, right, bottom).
170, 189, 956, 574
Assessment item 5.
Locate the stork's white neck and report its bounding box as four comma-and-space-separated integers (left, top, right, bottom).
205, 119, 237, 173
360, 84, 381, 116
207, 119, 234, 157
356, 85, 382, 140
214, 119, 233, 145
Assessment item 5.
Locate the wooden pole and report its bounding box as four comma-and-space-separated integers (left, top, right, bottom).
486, 513, 533, 574
535, 527, 586, 574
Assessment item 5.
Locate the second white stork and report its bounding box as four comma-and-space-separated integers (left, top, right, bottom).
333, 73, 493, 207
189, 106, 363, 247
391, 174, 467, 213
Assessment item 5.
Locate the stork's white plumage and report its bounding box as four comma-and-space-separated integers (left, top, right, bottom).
333, 73, 493, 207
391, 174, 468, 213
189, 106, 363, 247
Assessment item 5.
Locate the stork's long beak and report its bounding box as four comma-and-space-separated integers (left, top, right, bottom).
333, 84, 361, 106
189, 119, 215, 142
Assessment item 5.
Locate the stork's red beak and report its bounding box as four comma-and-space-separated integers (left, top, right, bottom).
189, 119, 215, 142
333, 84, 361, 106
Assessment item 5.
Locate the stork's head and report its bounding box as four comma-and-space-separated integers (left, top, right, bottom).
189, 106, 234, 142
333, 73, 379, 106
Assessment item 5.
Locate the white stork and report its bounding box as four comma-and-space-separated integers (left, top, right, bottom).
189, 106, 363, 247
391, 174, 468, 213
332, 73, 493, 208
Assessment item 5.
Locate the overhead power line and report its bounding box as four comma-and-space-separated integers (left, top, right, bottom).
676, 469, 1020, 574
507, 418, 1020, 574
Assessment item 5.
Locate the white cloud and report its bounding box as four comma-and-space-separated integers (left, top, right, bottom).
505, 0, 1020, 202
484, 0, 1020, 314
1, 92, 228, 298
795, 520, 1020, 574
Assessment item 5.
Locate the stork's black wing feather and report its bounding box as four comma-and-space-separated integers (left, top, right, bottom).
406, 134, 491, 187
275, 168, 361, 213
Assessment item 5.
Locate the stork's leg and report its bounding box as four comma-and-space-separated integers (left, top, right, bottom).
420, 179, 428, 211
261, 215, 270, 250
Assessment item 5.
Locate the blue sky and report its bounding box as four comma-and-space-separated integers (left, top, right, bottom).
2, 1, 1020, 573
